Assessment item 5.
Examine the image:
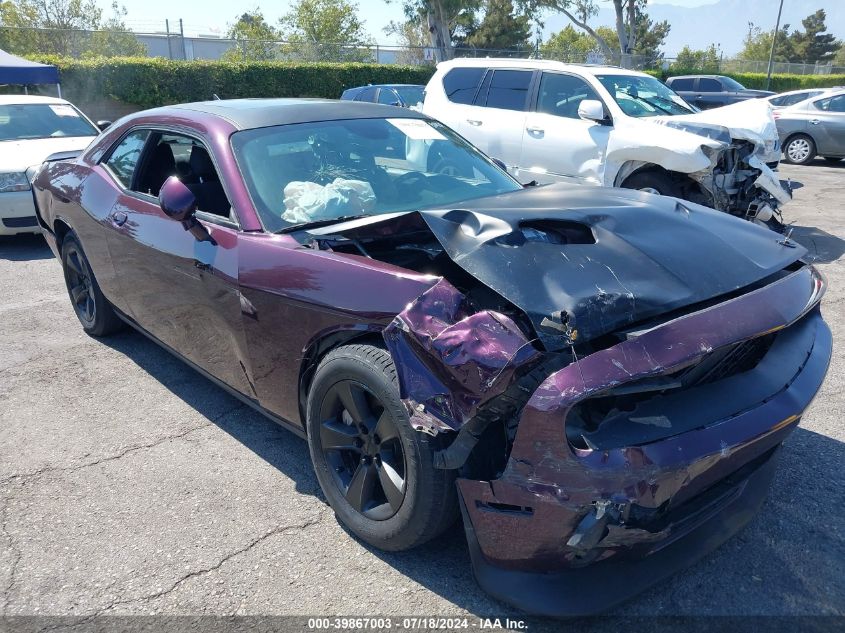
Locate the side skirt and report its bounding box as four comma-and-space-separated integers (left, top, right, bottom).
114, 311, 307, 440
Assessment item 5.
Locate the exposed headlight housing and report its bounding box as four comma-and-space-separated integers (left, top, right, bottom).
0, 172, 31, 193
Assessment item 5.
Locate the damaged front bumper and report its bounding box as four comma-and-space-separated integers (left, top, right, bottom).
455, 266, 831, 616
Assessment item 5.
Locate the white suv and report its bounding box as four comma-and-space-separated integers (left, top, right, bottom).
423, 59, 789, 227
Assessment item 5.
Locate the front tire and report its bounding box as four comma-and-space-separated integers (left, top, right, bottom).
306, 343, 458, 551
823, 156, 842, 164
61, 233, 124, 337
783, 134, 816, 165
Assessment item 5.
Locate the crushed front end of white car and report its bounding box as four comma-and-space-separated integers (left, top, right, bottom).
608, 100, 791, 230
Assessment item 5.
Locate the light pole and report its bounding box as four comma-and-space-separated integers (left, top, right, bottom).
765, 0, 785, 91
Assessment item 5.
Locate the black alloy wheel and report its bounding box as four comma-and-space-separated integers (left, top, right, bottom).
60, 233, 124, 337
64, 240, 96, 327
306, 343, 458, 551
319, 379, 407, 520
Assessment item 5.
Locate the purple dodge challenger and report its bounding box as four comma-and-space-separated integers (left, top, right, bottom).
32, 99, 831, 616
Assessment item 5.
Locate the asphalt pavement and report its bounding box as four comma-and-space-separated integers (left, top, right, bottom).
0, 162, 843, 627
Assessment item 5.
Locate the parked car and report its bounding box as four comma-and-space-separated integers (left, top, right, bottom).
33, 98, 831, 616
0, 95, 101, 236
423, 59, 788, 230
775, 90, 845, 165
340, 84, 425, 109
665, 75, 775, 110
767, 88, 829, 110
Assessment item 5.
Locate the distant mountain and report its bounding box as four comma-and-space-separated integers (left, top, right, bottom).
541, 0, 845, 58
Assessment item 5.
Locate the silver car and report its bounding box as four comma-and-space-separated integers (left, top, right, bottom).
776, 90, 845, 165
766, 89, 828, 110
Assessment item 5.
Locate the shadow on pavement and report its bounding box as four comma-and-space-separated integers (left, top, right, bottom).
0, 233, 53, 261
97, 328, 845, 620
789, 225, 845, 264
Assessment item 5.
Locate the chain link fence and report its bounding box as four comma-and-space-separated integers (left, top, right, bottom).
3, 25, 845, 75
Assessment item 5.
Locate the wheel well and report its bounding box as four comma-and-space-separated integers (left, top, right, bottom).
620, 164, 673, 185
53, 219, 72, 248
297, 329, 385, 429
783, 132, 814, 147
620, 164, 708, 204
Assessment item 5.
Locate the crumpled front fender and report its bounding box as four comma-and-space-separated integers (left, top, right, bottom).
383, 278, 540, 434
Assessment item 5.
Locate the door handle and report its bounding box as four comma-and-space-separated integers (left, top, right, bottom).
526, 126, 544, 134
466, 119, 482, 126
110, 211, 127, 227
809, 119, 821, 125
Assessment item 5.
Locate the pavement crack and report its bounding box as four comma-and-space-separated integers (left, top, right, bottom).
101, 510, 326, 613
0, 403, 246, 486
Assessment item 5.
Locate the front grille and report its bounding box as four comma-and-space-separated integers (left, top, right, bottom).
673, 334, 776, 388
2, 216, 38, 228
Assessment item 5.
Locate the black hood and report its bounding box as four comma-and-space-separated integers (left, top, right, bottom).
307, 184, 805, 350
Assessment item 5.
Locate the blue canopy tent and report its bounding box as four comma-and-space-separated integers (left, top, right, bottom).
0, 49, 61, 96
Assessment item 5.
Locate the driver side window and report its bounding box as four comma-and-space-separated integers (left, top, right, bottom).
104, 130, 150, 188
536, 73, 600, 120
132, 132, 232, 219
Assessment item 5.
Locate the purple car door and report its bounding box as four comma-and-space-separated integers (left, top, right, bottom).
103, 129, 254, 395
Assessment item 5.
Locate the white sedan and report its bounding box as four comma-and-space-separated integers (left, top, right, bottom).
0, 95, 99, 236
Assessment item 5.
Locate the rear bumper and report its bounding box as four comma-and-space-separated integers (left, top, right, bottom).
0, 190, 39, 235
456, 267, 831, 616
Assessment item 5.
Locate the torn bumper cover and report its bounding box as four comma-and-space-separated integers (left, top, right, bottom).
456, 266, 831, 616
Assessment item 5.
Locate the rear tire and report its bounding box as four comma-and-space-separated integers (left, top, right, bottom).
783, 134, 816, 165
823, 156, 842, 164
306, 343, 458, 551
60, 233, 124, 337
621, 170, 681, 197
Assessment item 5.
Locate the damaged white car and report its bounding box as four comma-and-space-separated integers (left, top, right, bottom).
423, 59, 791, 230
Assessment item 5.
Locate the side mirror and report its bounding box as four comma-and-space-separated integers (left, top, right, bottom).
491, 157, 507, 171
158, 176, 213, 242
96, 120, 112, 131
578, 100, 610, 124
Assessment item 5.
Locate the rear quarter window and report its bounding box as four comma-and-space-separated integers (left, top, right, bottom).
442, 67, 485, 105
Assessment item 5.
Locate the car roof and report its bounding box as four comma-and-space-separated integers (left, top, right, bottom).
435, 57, 648, 77
0, 95, 71, 106
667, 75, 724, 80
157, 98, 427, 130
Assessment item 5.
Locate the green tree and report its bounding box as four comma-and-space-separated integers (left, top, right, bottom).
393, 0, 482, 61
738, 22, 794, 62
279, 0, 373, 62
530, 0, 614, 60
632, 9, 669, 67
834, 44, 845, 68
384, 18, 430, 64
791, 9, 839, 64
0, 0, 42, 55
0, 0, 143, 57
83, 2, 146, 58
532, 0, 667, 67
540, 24, 595, 60
673, 44, 719, 72
460, 0, 531, 52
223, 9, 280, 62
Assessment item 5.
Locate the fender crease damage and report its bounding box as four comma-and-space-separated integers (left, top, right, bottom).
298, 187, 831, 615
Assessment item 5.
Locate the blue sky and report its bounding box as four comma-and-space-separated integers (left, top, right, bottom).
117, 0, 715, 42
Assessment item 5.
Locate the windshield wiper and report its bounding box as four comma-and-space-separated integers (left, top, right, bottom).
626, 93, 673, 115
652, 95, 695, 114
274, 214, 372, 234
